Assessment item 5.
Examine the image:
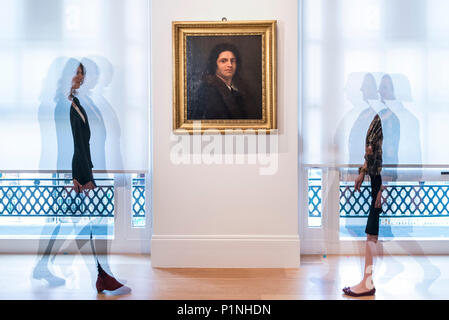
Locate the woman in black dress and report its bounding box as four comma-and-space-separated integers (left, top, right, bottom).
69, 63, 96, 193
69, 63, 124, 293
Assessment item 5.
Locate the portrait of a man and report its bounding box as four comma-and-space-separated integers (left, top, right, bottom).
173, 21, 277, 133
189, 41, 261, 120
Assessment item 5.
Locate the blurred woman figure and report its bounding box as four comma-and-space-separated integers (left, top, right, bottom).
69, 63, 124, 293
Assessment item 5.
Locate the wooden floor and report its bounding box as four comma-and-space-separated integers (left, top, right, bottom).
0, 254, 447, 300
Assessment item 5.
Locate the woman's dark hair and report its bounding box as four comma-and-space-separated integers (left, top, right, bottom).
69, 62, 85, 99
78, 62, 85, 76
204, 43, 242, 77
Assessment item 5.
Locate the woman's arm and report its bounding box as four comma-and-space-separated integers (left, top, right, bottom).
355, 160, 367, 192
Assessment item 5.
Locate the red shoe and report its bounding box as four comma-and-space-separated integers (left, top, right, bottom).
96, 263, 124, 293
342, 286, 376, 297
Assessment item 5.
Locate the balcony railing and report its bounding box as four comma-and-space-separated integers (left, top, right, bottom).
132, 177, 146, 218
340, 184, 449, 218
0, 178, 114, 217
309, 184, 449, 218
308, 181, 322, 219
0, 175, 146, 218
307, 172, 449, 218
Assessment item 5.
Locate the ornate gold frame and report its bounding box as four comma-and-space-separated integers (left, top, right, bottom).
172, 20, 277, 134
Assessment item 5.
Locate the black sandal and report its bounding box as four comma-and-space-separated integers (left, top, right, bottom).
342, 286, 376, 297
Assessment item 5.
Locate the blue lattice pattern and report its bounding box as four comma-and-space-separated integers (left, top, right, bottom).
132, 178, 145, 218
340, 184, 449, 217
0, 185, 114, 217
308, 186, 322, 218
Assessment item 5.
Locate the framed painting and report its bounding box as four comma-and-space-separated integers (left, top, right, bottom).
173, 20, 277, 133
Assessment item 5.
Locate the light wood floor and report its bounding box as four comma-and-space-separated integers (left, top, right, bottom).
0, 254, 447, 300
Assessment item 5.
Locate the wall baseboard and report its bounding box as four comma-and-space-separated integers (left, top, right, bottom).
151, 235, 301, 268
301, 239, 449, 255
300, 240, 328, 255
330, 239, 449, 255
0, 239, 150, 255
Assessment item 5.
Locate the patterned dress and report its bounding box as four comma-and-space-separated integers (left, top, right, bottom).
361, 114, 383, 235
362, 114, 383, 177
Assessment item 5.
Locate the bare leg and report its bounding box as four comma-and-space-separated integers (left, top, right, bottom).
349, 234, 378, 293
32, 222, 66, 287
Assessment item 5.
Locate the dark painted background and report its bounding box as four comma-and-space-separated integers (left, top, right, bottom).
186, 35, 263, 120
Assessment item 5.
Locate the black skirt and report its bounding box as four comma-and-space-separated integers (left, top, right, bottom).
365, 174, 382, 236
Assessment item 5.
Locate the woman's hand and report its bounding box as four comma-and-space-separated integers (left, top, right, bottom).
354, 173, 365, 192
73, 179, 82, 194
82, 181, 95, 193
375, 187, 383, 209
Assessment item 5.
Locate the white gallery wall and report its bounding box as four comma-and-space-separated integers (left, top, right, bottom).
151, 0, 300, 267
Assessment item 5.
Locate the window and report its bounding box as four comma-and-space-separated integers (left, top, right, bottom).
300, 0, 449, 244
0, 1, 151, 247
